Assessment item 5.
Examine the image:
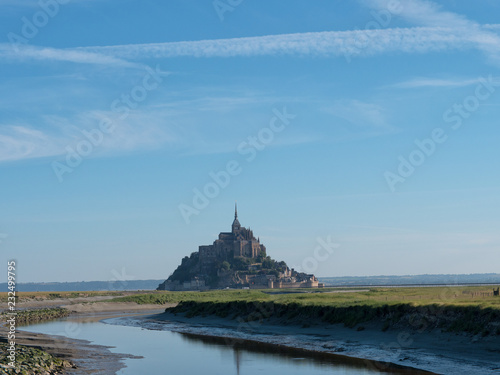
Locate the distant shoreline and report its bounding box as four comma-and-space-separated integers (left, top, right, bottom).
322, 282, 500, 288
2, 273, 499, 292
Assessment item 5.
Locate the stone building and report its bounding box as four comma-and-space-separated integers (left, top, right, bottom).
157, 204, 320, 291
199, 204, 266, 267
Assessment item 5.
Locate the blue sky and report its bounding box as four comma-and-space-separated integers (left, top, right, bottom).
1, 0, 499, 283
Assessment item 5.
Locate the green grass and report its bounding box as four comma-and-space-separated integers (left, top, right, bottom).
0, 342, 73, 374
109, 286, 500, 336
108, 286, 500, 310
107, 289, 269, 305
2, 286, 498, 336
6, 286, 498, 309
271, 286, 500, 309
168, 299, 500, 335
0, 290, 127, 303
1, 308, 70, 325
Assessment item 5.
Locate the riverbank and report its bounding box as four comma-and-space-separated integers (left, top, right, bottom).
0, 327, 137, 375
1, 299, 172, 374
132, 304, 500, 374
0, 341, 74, 375
4, 287, 500, 374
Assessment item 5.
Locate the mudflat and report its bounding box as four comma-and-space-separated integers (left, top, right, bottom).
144, 309, 500, 374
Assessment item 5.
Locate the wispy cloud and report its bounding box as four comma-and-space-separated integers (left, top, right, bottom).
367, 0, 472, 28
1, 0, 47, 7
0, 110, 175, 163
2, 0, 105, 7
151, 95, 273, 114
3, 0, 499, 164
73, 0, 500, 63
484, 24, 500, 31
0, 82, 312, 162
77, 26, 487, 60
322, 99, 397, 133
2, 3, 499, 66
0, 44, 141, 68
367, 0, 500, 64
390, 77, 486, 89
0, 125, 60, 162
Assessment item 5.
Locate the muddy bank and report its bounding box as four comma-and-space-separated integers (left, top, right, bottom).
0, 341, 74, 375
140, 301, 500, 374
0, 327, 139, 375
168, 300, 500, 336
0, 302, 170, 374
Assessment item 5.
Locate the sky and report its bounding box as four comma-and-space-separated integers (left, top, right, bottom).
1, 0, 499, 283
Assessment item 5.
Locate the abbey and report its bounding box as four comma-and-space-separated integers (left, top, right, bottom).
158, 205, 320, 291
199, 205, 265, 265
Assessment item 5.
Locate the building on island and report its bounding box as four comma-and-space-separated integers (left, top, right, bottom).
199, 204, 266, 267
157, 204, 320, 291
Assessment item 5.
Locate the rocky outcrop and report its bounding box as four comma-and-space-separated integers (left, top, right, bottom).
0, 343, 75, 375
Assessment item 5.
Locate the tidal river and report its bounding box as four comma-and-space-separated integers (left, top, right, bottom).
20, 312, 430, 375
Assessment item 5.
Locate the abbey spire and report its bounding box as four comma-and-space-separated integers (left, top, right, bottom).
232, 202, 241, 233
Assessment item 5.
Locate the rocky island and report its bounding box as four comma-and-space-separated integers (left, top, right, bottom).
158, 205, 320, 291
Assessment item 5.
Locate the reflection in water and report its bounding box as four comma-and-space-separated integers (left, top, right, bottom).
21, 315, 437, 375
234, 348, 240, 375
178, 332, 434, 375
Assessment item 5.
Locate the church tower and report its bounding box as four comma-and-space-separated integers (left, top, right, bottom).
232, 202, 241, 233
